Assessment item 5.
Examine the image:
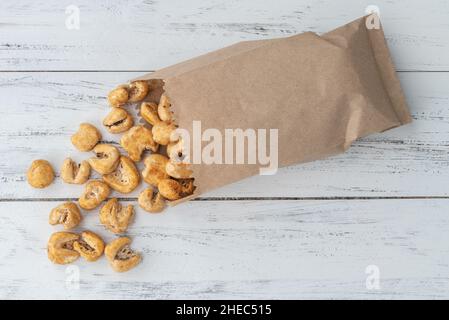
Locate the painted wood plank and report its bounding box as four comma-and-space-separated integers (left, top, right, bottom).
0, 0, 448, 71
0, 199, 448, 299
0, 71, 448, 199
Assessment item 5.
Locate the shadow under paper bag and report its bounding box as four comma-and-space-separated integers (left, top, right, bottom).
132, 15, 412, 205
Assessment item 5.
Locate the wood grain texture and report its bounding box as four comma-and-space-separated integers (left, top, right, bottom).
1, 72, 448, 199
1, 0, 448, 300
0, 0, 448, 71
1, 199, 448, 299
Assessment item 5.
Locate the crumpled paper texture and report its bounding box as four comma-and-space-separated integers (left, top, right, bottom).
133, 15, 411, 204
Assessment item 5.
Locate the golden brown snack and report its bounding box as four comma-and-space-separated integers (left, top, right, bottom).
100, 198, 134, 234
158, 178, 182, 201
105, 237, 141, 273
88, 144, 120, 175
138, 188, 165, 213
128, 80, 150, 102
178, 178, 196, 197
120, 125, 158, 162
71, 123, 102, 152
60, 158, 90, 184
152, 121, 177, 145
47, 232, 80, 265
103, 108, 133, 133
102, 156, 140, 194
167, 139, 186, 161
108, 85, 129, 107
49, 202, 82, 230
140, 102, 160, 126
78, 180, 111, 210
165, 161, 193, 179
73, 231, 105, 262
27, 159, 55, 188
157, 94, 172, 121
141, 154, 169, 187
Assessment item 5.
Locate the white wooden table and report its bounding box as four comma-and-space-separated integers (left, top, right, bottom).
1, 0, 449, 300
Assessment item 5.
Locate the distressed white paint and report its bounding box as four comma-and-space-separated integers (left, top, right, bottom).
0, 200, 448, 299
0, 0, 448, 71
1, 0, 448, 300
1, 72, 449, 198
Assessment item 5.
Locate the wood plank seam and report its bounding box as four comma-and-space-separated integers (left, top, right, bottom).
2, 196, 449, 202
1, 70, 448, 73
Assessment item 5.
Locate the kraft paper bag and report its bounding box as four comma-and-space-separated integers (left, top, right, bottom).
132, 15, 411, 204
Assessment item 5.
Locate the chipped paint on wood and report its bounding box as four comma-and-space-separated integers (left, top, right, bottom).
1, 0, 449, 300
0, 0, 449, 70
1, 200, 449, 299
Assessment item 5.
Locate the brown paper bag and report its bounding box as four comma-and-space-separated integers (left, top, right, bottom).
133, 15, 411, 204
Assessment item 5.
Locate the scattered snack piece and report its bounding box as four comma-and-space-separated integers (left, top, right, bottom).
105, 237, 141, 273
71, 123, 101, 152
108, 85, 129, 107
102, 156, 140, 194
158, 178, 182, 201
138, 188, 165, 213
152, 121, 177, 145
78, 180, 110, 210
103, 108, 133, 133
167, 139, 186, 162
157, 94, 172, 121
100, 198, 134, 234
141, 154, 169, 187
47, 232, 80, 265
60, 158, 90, 184
165, 161, 193, 179
140, 102, 161, 126
108, 80, 149, 107
178, 178, 196, 197
120, 125, 158, 162
27, 159, 55, 188
128, 80, 150, 102
43, 82, 196, 271
88, 144, 120, 175
49, 202, 82, 230
73, 231, 105, 262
